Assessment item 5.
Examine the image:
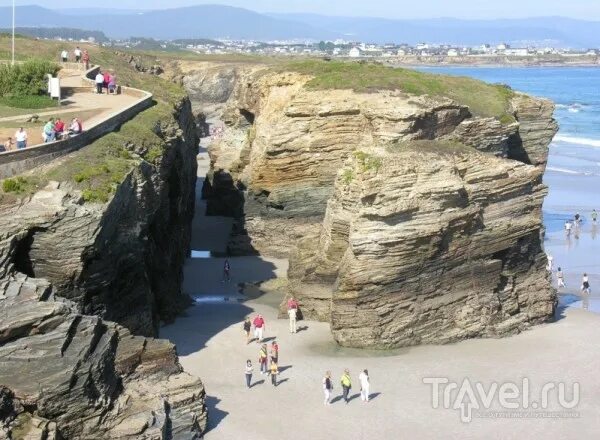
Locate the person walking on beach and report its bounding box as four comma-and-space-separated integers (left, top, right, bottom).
253, 314, 265, 343
15, 128, 27, 149
574, 213, 581, 227
341, 369, 352, 404
546, 254, 553, 272
245, 360, 253, 388
557, 267, 566, 289
581, 273, 591, 294
359, 369, 370, 403
269, 360, 279, 386
288, 304, 298, 334
270, 340, 279, 364
222, 259, 231, 282
259, 344, 268, 375
243, 317, 252, 344
592, 209, 598, 225
323, 371, 333, 405
565, 221, 572, 236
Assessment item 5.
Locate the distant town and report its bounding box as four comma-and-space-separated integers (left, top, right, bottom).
5, 27, 600, 64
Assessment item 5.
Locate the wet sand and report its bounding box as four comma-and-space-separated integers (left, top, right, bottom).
161, 143, 600, 439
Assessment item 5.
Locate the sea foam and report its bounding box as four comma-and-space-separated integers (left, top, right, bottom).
554, 135, 600, 148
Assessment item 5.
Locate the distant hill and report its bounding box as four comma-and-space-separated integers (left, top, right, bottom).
1, 5, 600, 47
0, 26, 108, 43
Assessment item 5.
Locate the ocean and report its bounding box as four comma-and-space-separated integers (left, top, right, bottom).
419, 66, 600, 309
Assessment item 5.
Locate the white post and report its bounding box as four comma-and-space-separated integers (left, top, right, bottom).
11, 0, 15, 65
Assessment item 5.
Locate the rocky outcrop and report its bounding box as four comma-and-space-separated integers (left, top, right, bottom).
195, 64, 558, 348
0, 274, 206, 439
289, 142, 556, 347
0, 99, 198, 337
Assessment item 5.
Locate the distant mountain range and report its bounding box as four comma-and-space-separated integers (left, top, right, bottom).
1, 5, 600, 47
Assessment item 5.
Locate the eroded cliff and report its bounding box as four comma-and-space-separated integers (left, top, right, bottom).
195, 61, 557, 348
0, 98, 207, 437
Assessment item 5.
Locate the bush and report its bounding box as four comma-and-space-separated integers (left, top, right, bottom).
2, 177, 28, 193
0, 59, 61, 97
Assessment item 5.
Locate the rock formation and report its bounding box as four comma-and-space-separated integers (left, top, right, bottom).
0, 274, 206, 439
0, 97, 207, 436
194, 63, 558, 348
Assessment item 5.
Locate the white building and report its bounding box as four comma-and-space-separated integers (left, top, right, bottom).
505, 48, 529, 56
447, 49, 459, 57
349, 47, 361, 58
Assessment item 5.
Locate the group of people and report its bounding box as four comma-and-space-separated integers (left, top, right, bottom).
241, 299, 373, 403
323, 369, 371, 405
564, 210, 598, 236
95, 70, 118, 95
60, 47, 90, 69
555, 267, 592, 294
2, 128, 27, 152
42, 118, 82, 143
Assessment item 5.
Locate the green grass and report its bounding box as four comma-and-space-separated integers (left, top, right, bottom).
0, 95, 58, 110
2, 176, 35, 193
38, 102, 172, 203
353, 151, 383, 172
279, 60, 515, 119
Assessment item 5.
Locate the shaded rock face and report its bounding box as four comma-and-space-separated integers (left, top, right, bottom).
0, 99, 198, 337
0, 275, 206, 439
290, 145, 556, 347
193, 65, 558, 348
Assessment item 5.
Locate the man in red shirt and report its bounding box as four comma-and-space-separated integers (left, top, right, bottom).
253, 314, 265, 343
54, 118, 65, 140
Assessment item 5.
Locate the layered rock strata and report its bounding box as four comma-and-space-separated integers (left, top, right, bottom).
196, 65, 557, 347
0, 274, 206, 439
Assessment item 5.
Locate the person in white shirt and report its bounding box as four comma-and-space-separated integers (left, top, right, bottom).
557, 267, 566, 289
61, 50, 68, 62
546, 254, 553, 272
95, 71, 105, 94
358, 369, 370, 402
74, 47, 82, 63
14, 128, 27, 149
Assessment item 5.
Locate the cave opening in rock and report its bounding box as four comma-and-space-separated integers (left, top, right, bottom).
13, 227, 45, 278
239, 109, 255, 125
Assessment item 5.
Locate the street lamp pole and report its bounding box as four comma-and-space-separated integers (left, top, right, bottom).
11, 0, 16, 65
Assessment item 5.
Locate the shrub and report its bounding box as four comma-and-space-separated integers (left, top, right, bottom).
2, 177, 27, 193
0, 59, 61, 97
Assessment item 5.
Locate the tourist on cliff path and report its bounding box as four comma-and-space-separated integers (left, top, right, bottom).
341, 369, 352, 404
269, 361, 279, 386
108, 73, 117, 95
323, 371, 333, 405
54, 118, 65, 140
245, 360, 253, 388
15, 128, 27, 149
43, 119, 56, 143
243, 317, 252, 344
557, 267, 566, 289
253, 314, 265, 343
270, 340, 279, 364
95, 71, 105, 94
259, 344, 268, 375
222, 259, 231, 282
74, 47, 82, 63
82, 50, 90, 70
1, 137, 13, 152
103, 71, 111, 94
359, 369, 370, 402
61, 49, 68, 62
581, 274, 591, 294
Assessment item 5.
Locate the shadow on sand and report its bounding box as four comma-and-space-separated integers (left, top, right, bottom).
205, 395, 229, 433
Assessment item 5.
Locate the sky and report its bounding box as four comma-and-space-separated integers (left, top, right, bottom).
1, 0, 600, 20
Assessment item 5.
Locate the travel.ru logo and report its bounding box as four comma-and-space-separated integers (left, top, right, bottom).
423, 377, 580, 422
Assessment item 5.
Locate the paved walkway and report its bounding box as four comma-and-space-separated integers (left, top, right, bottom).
161, 138, 600, 439
0, 69, 139, 147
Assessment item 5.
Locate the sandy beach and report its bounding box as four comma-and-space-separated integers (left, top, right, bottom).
160, 144, 600, 439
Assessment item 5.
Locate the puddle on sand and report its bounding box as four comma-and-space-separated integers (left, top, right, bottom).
190, 250, 213, 259
308, 340, 410, 358
559, 293, 600, 313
